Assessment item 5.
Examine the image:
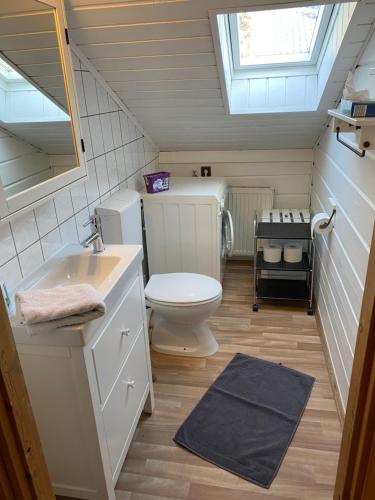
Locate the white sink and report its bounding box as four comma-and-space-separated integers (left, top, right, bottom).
33, 254, 121, 289
11, 243, 144, 345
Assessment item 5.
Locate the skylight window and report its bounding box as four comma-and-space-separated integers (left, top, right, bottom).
0, 58, 24, 81
229, 5, 333, 69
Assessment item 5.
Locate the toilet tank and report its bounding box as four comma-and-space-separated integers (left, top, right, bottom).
95, 189, 142, 245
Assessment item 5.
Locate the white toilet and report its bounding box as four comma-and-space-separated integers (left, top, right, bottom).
145, 273, 222, 357
96, 189, 222, 358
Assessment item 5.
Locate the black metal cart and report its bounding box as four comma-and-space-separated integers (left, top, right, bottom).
252, 217, 314, 315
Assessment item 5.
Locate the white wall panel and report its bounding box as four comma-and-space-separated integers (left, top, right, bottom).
0, 129, 52, 193
312, 28, 375, 411
160, 149, 312, 209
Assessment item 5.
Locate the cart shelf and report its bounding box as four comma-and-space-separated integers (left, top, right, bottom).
256, 251, 311, 272
257, 279, 310, 301
256, 222, 311, 240
253, 218, 315, 315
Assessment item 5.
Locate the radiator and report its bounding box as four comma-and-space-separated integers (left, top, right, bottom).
227, 187, 274, 257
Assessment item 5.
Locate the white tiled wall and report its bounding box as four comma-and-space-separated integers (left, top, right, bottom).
0, 51, 159, 291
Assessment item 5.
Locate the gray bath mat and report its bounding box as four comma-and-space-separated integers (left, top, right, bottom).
174, 353, 315, 488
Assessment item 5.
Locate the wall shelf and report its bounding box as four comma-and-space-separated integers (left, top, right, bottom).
328, 109, 375, 156
328, 109, 375, 126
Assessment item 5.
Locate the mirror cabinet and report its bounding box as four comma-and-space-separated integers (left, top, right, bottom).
0, 0, 87, 220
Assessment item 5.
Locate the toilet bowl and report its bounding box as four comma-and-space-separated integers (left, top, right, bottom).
145, 273, 222, 357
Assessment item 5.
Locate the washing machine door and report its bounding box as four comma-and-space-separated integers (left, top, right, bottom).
222, 208, 234, 258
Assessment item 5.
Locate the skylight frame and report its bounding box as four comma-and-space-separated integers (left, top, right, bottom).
229, 4, 334, 71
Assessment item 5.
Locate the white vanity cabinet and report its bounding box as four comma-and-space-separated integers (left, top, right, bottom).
14, 246, 154, 500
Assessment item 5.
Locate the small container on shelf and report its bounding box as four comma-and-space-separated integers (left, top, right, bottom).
143, 171, 170, 193
283, 243, 303, 263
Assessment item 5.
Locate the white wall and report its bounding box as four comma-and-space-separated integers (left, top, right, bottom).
0, 126, 52, 195
160, 149, 313, 208
0, 47, 158, 291
0, 86, 69, 123
311, 31, 375, 411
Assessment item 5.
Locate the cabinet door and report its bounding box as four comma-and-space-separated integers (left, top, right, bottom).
102, 330, 149, 479
92, 276, 144, 404
0, 0, 87, 221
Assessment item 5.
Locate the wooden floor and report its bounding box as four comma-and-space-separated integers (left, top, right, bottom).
115, 261, 342, 500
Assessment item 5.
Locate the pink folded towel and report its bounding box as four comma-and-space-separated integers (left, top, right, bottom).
16, 284, 106, 336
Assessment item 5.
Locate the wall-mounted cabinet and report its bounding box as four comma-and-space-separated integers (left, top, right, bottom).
0, 0, 87, 221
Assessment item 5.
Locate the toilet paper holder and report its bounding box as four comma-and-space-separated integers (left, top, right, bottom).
319, 208, 336, 230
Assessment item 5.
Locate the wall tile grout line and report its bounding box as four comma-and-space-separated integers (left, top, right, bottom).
33, 208, 45, 262
7, 221, 24, 279
85, 135, 143, 163
80, 109, 120, 120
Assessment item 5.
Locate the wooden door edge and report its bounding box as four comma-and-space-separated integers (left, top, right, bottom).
334, 223, 375, 500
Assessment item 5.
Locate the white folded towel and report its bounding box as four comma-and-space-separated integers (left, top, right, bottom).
16, 284, 106, 336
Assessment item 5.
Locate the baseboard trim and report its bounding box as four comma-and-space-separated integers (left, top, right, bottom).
315, 308, 345, 427
54, 483, 97, 499
228, 255, 252, 261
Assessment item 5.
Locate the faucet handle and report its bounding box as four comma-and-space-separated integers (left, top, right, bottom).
83, 215, 97, 228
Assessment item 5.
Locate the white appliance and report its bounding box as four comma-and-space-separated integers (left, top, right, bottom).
142, 177, 233, 282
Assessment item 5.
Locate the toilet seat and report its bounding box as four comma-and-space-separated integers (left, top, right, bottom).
145, 273, 222, 305
147, 295, 222, 308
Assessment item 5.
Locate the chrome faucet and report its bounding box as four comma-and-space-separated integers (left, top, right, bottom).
82, 215, 105, 253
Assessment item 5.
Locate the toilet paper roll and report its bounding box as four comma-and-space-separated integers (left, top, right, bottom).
311, 212, 334, 238
284, 243, 303, 263
263, 243, 282, 263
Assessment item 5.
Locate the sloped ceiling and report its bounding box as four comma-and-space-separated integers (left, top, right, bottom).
4, 122, 74, 155
0, 1, 75, 155
66, 0, 375, 150
0, 1, 69, 111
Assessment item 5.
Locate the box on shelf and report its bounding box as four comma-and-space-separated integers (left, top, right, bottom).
340, 99, 375, 118
260, 209, 310, 223
143, 171, 170, 193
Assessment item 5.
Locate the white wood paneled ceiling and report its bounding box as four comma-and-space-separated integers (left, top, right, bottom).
0, 1, 68, 110
5, 122, 74, 155
65, 0, 374, 150
0, 1, 75, 155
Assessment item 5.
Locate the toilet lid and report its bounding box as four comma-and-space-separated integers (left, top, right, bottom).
145, 273, 222, 304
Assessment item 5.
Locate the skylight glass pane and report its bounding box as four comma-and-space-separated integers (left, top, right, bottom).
237, 6, 324, 66
0, 58, 24, 81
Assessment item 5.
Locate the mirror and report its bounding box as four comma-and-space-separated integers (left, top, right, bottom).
0, 0, 86, 218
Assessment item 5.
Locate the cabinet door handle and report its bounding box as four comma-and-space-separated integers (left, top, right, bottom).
121, 328, 130, 337
126, 380, 135, 388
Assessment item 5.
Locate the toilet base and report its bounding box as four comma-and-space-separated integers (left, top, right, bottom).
151, 313, 218, 357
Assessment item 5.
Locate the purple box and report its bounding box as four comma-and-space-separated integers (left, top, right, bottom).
143, 171, 170, 193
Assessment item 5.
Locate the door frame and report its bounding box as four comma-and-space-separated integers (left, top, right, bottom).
334, 223, 375, 499
0, 292, 54, 499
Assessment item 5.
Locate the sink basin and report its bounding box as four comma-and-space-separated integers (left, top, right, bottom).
12, 243, 143, 320
11, 243, 144, 345
33, 254, 121, 289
